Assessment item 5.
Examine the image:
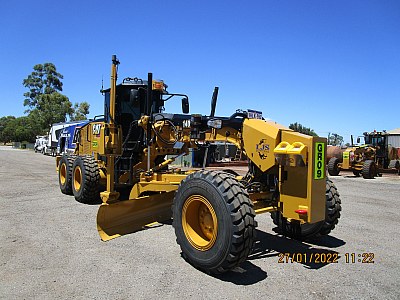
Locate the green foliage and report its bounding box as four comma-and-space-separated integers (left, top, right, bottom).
17, 62, 90, 142
328, 133, 344, 146
2, 62, 90, 143
0, 116, 16, 144
23, 62, 72, 129
23, 63, 64, 110
70, 101, 90, 121
0, 116, 41, 143
34, 92, 74, 128
289, 122, 318, 137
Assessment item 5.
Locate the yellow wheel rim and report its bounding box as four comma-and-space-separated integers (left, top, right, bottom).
182, 195, 218, 251
60, 163, 67, 185
74, 166, 82, 192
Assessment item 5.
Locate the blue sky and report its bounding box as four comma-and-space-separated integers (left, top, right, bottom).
1, 0, 399, 142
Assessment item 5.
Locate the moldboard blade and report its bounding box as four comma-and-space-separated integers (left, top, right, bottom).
97, 192, 174, 241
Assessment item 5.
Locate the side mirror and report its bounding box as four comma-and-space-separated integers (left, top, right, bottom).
182, 97, 189, 114
357, 137, 360, 143
130, 89, 139, 105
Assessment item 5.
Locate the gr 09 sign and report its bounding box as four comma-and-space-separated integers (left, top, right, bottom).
314, 142, 325, 180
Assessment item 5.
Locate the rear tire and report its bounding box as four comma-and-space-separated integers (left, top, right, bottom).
328, 157, 340, 176
173, 170, 257, 274
362, 160, 376, 179
352, 170, 360, 177
72, 155, 100, 204
59, 155, 75, 195
271, 178, 341, 240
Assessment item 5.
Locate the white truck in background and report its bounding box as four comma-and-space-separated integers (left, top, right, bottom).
43, 121, 87, 156
34, 136, 48, 153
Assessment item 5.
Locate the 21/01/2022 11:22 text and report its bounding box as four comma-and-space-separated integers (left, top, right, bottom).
278, 252, 376, 264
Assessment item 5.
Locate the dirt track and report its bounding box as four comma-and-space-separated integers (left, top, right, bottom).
1, 146, 399, 299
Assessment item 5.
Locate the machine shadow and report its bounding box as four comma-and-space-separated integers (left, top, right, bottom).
212, 229, 345, 285
214, 262, 268, 285
88, 198, 103, 205
66, 194, 102, 205
168, 222, 344, 285
249, 229, 345, 270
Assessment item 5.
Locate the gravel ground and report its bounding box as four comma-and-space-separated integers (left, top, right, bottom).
1, 146, 399, 299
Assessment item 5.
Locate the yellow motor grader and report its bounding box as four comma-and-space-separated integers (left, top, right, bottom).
327, 132, 400, 179
56, 56, 341, 274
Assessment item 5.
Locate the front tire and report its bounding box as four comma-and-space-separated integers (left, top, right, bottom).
173, 170, 257, 274
72, 155, 100, 204
271, 178, 341, 240
328, 157, 340, 176
362, 160, 376, 179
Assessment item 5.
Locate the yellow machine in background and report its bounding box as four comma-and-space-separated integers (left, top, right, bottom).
56, 56, 341, 274
328, 131, 400, 179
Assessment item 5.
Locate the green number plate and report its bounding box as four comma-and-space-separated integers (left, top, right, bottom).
314, 142, 325, 180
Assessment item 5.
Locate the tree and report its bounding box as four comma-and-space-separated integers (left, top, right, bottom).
23, 62, 72, 129
70, 101, 90, 121
23, 63, 64, 110
22, 62, 88, 129
1, 116, 39, 143
23, 62, 73, 129
8, 62, 91, 143
328, 133, 344, 146
0, 116, 16, 144
34, 92, 74, 128
289, 122, 318, 136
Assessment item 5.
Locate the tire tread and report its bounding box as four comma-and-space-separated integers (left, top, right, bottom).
73, 155, 100, 204
271, 178, 341, 239
173, 170, 257, 274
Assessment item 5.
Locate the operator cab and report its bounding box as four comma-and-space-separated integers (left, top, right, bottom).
102, 77, 190, 137
100, 76, 190, 185
364, 131, 388, 163
364, 131, 387, 148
